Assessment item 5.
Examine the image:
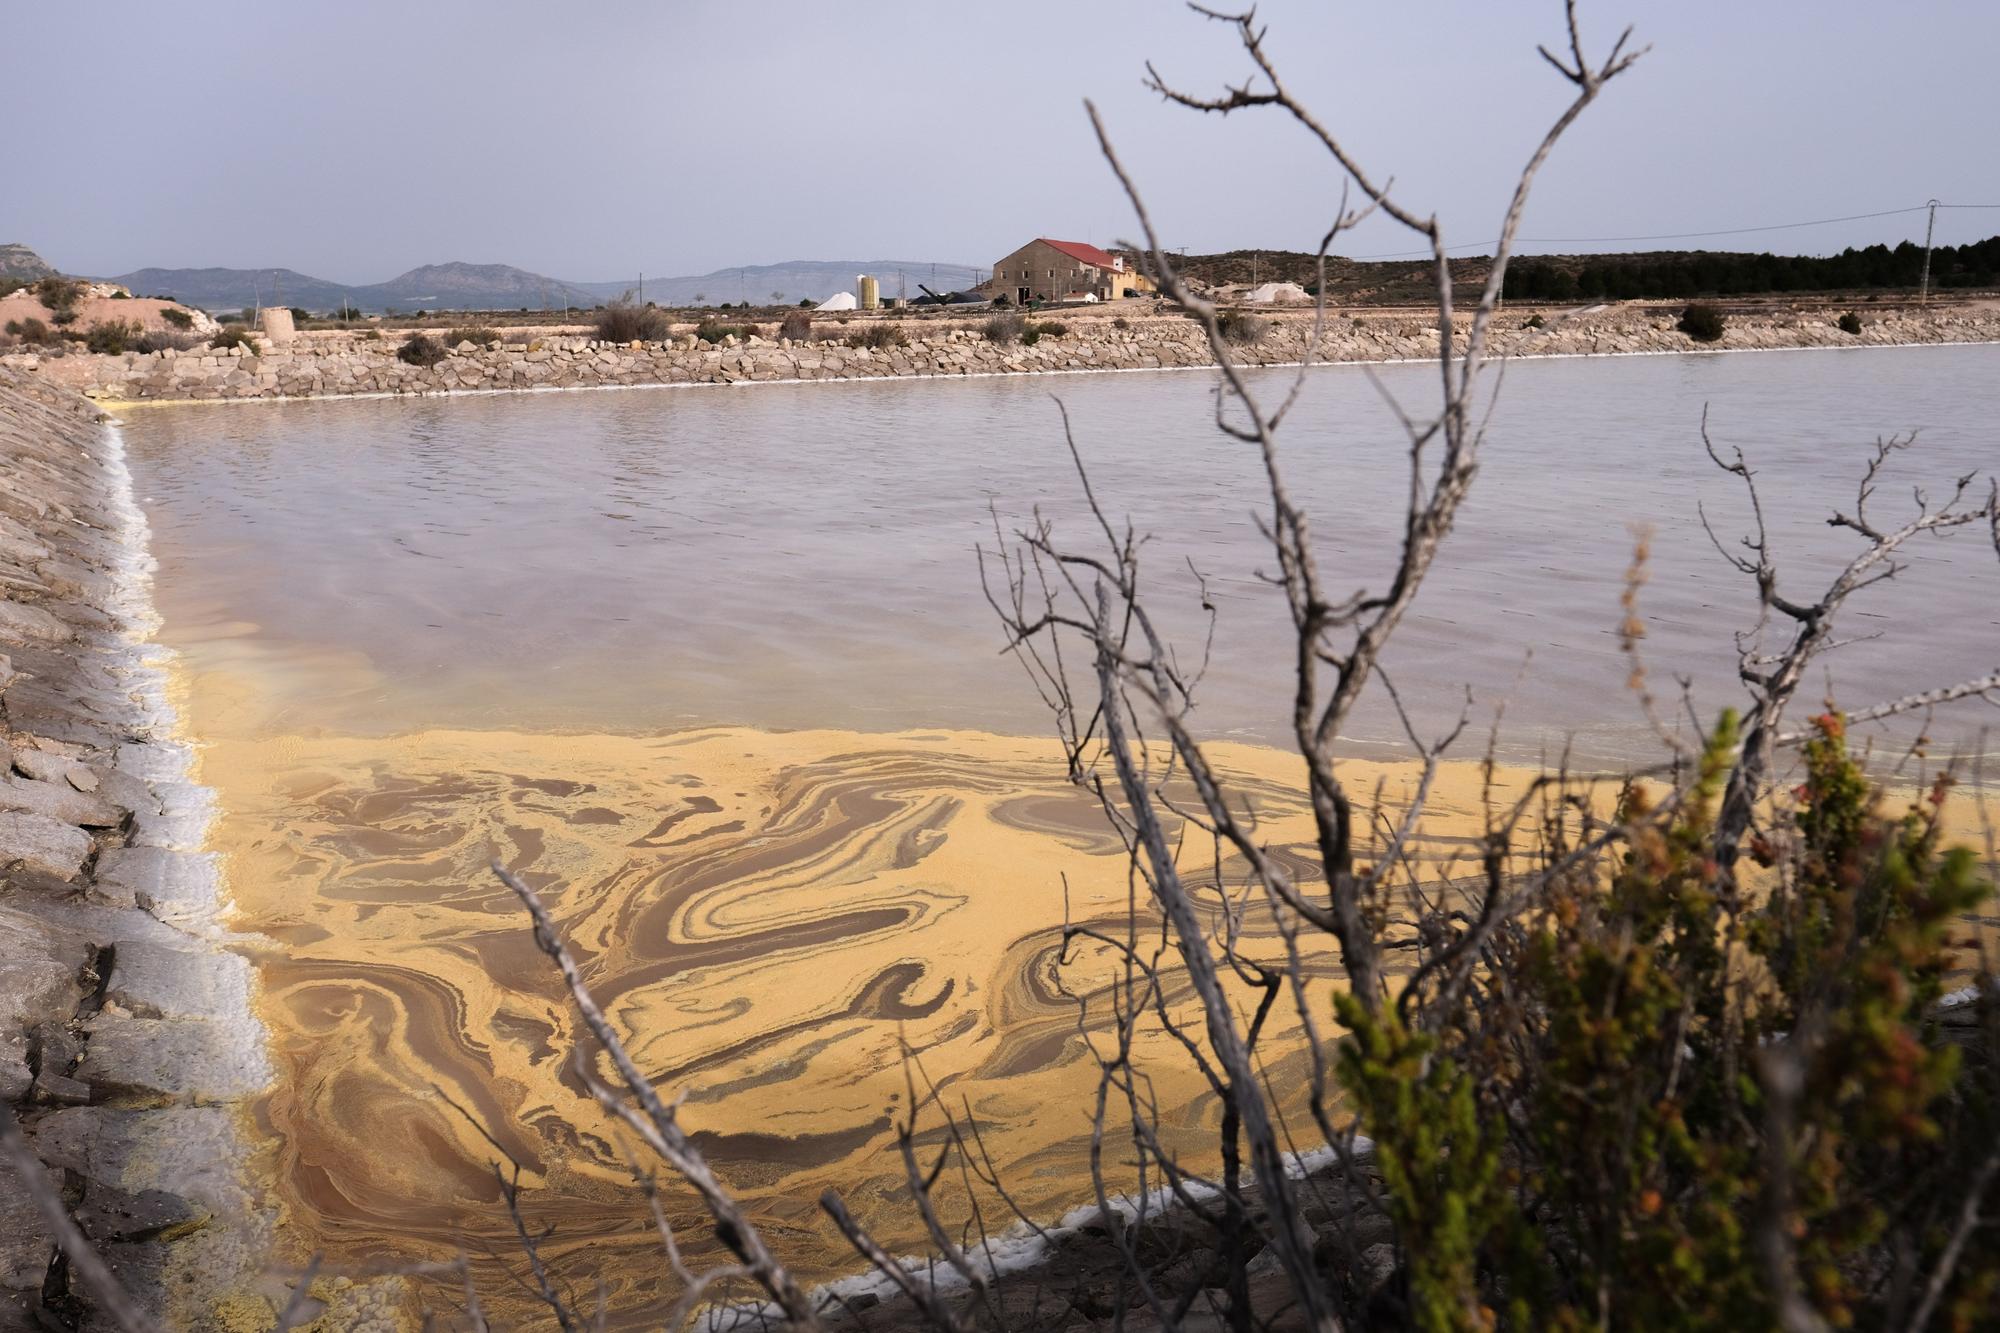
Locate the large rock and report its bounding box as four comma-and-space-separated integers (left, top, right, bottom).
103, 941, 251, 1023
0, 773, 122, 827
0, 1155, 56, 1295
75, 1013, 268, 1104
12, 747, 97, 791
32, 1106, 251, 1211
0, 951, 79, 1036
0, 598, 67, 644
0, 1031, 30, 1100
92, 846, 218, 926
74, 1186, 207, 1245
0, 809, 92, 879
0, 903, 92, 1025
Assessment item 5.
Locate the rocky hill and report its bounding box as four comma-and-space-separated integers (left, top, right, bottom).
113, 266, 350, 313
109, 263, 598, 315
0, 244, 56, 283
377, 262, 597, 310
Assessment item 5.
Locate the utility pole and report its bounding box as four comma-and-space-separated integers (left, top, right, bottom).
1919, 199, 1939, 304
639, 271, 645, 305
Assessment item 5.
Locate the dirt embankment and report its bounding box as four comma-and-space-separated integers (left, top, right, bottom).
6, 302, 1999, 405
0, 367, 277, 1330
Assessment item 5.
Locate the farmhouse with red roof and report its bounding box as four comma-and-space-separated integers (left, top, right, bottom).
986, 238, 1157, 305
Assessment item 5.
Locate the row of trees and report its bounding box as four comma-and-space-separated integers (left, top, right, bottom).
1504, 236, 2000, 301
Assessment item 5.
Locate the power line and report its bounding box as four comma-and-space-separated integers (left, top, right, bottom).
1347, 201, 2000, 261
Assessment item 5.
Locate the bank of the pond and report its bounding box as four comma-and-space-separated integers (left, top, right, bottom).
10, 305, 2000, 404
0, 367, 291, 1329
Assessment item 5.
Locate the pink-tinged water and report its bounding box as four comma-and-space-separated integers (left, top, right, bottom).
124, 346, 2000, 764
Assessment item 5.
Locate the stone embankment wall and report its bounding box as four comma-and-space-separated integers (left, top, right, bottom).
7, 306, 1998, 405
0, 368, 274, 1329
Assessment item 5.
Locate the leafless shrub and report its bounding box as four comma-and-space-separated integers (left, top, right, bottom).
847, 323, 908, 350
1214, 309, 1264, 343
451, 4, 1998, 1326
132, 329, 198, 354
595, 301, 671, 342
396, 332, 446, 366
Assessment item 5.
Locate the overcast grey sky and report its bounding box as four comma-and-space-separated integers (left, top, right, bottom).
8, 2, 1996, 282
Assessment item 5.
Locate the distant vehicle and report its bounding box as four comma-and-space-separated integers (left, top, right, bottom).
913, 283, 989, 307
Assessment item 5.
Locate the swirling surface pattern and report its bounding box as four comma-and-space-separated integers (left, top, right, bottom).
201, 717, 1495, 1317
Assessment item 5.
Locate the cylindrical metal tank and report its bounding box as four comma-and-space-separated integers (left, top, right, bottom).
858, 275, 880, 310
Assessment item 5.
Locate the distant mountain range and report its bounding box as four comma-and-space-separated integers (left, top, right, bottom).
98, 257, 984, 313
577, 260, 984, 309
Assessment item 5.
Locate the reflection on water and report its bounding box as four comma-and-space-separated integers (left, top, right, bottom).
126, 347, 2000, 761
121, 349, 2000, 1318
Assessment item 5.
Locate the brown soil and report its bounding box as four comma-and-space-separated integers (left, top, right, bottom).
0, 291, 201, 336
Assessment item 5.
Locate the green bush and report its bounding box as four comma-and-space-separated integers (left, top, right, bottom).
34, 276, 82, 313
1523, 312, 1546, 329
1838, 310, 1863, 335
982, 314, 1024, 344
396, 332, 446, 366
83, 320, 141, 354
1678, 302, 1726, 342
288, 306, 311, 324
446, 326, 501, 348
159, 306, 194, 330
594, 302, 670, 342
209, 325, 258, 351
3, 317, 54, 345
1030, 320, 1068, 339
1336, 712, 2000, 1328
